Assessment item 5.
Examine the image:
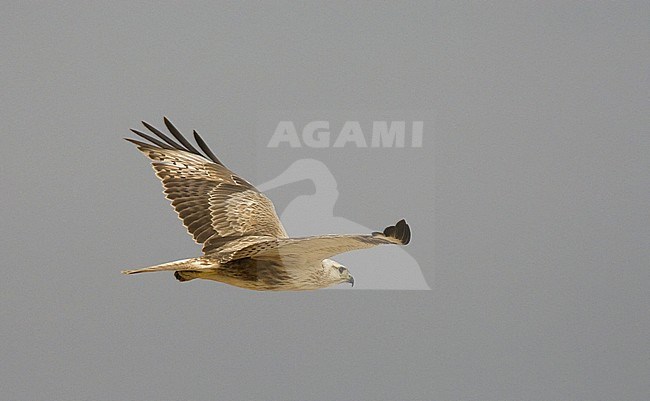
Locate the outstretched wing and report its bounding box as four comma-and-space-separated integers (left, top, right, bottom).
126, 117, 287, 252
217, 219, 411, 263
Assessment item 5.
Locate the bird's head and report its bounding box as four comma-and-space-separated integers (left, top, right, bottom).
322, 259, 354, 287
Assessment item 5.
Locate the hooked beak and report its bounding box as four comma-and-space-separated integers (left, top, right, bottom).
347, 274, 355, 287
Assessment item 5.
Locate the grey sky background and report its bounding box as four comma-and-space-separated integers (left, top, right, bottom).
2, 2, 648, 400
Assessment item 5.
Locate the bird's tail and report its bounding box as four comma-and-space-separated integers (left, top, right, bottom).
121, 257, 216, 278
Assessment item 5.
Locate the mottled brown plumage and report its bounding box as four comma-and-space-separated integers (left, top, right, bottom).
121, 118, 411, 290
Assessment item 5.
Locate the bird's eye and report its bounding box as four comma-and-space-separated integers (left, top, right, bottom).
338, 267, 345, 273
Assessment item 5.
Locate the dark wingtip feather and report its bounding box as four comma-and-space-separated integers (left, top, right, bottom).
381, 219, 411, 245
129, 129, 175, 150
124, 137, 149, 147
193, 130, 224, 166
163, 117, 202, 155
126, 117, 225, 167
383, 225, 396, 238
141, 120, 184, 150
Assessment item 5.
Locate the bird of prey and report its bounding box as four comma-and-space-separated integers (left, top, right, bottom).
121, 118, 411, 291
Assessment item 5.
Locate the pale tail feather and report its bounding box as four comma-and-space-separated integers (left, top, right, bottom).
121, 257, 216, 275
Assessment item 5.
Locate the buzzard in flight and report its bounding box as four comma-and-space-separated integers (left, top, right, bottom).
121, 118, 411, 290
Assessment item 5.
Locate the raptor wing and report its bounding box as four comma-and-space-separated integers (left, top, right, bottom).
217, 219, 411, 263
126, 118, 287, 253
